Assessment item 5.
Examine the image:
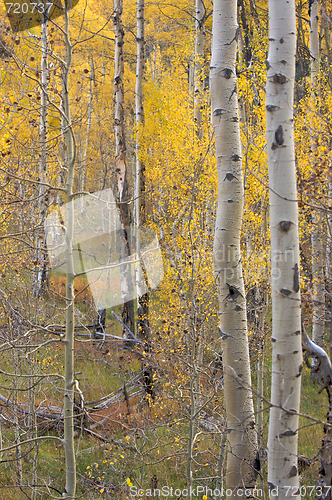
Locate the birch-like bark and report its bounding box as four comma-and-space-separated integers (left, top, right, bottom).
13, 352, 22, 487
62, 2, 76, 496
34, 17, 49, 297
186, 345, 197, 500
214, 431, 227, 500
194, 0, 205, 139
322, 5, 332, 90
210, 0, 257, 491
81, 57, 94, 206
310, 0, 325, 350
257, 207, 268, 452
193, 0, 206, 391
238, 0, 252, 66
113, 0, 135, 338
266, 1, 302, 497
28, 351, 38, 500
135, 0, 149, 341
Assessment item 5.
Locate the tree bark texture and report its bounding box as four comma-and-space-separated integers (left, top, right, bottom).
62, 2, 76, 496
266, 2, 302, 498
310, 0, 325, 350
135, 0, 149, 341
113, 0, 135, 337
194, 0, 205, 139
35, 18, 49, 298
210, 0, 257, 491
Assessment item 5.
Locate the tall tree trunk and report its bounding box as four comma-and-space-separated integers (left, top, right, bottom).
113, 0, 135, 338
210, 0, 258, 492
135, 0, 154, 403
238, 0, 252, 66
62, 2, 76, 496
81, 57, 94, 205
194, 0, 205, 139
310, 0, 325, 353
266, 1, 302, 498
135, 0, 149, 342
34, 17, 49, 298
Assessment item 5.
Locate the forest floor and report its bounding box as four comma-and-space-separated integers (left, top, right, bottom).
0, 322, 329, 499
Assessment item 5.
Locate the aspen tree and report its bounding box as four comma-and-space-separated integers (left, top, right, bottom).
80, 57, 94, 204
188, 0, 207, 485
62, 1, 76, 496
135, 0, 149, 341
310, 0, 325, 352
113, 0, 135, 337
266, 1, 302, 497
34, 15, 49, 297
194, 0, 205, 139
210, 0, 257, 492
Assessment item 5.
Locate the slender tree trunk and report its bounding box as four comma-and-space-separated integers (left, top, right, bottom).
210, 0, 258, 492
266, 1, 302, 498
62, 2, 76, 496
214, 431, 227, 500
186, 346, 198, 500
194, 0, 205, 139
13, 356, 22, 488
322, 4, 332, 90
193, 0, 205, 422
113, 0, 135, 338
34, 17, 49, 297
135, 0, 154, 403
135, 0, 149, 342
81, 57, 94, 206
238, 0, 252, 66
28, 351, 38, 500
310, 0, 325, 352
257, 206, 268, 455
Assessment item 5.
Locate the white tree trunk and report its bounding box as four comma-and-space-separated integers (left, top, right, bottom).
62, 2, 76, 496
310, 0, 325, 350
210, 0, 257, 491
135, 0, 149, 341
34, 17, 49, 297
266, 1, 302, 498
81, 57, 94, 207
194, 0, 205, 139
114, 0, 135, 337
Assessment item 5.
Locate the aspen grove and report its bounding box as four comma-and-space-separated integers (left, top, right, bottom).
0, 0, 331, 498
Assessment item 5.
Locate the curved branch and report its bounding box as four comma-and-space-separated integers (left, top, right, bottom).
302, 323, 332, 391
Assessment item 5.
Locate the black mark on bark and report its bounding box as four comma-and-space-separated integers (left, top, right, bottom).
279, 220, 292, 231
275, 125, 284, 145
223, 68, 232, 79
280, 430, 297, 437
293, 263, 299, 292
266, 104, 279, 112
272, 73, 287, 84
288, 465, 297, 478
225, 173, 235, 181
213, 108, 226, 116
